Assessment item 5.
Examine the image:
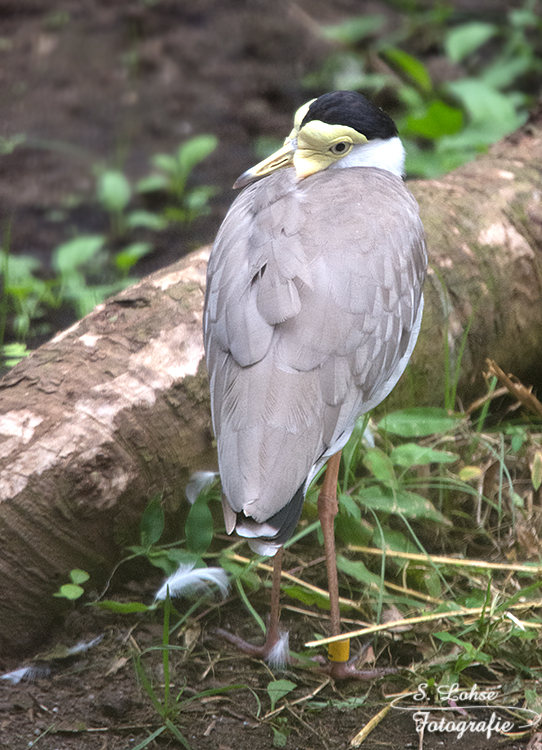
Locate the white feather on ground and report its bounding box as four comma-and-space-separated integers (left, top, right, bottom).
0, 636, 104, 684
267, 631, 290, 670
155, 563, 229, 601
1, 665, 50, 684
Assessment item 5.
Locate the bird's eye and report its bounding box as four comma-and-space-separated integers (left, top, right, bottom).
330, 141, 351, 155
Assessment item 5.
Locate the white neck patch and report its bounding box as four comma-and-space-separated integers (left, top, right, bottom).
330, 136, 405, 178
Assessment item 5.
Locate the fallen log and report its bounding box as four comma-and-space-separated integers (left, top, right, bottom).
1, 109, 541, 657
0, 248, 215, 656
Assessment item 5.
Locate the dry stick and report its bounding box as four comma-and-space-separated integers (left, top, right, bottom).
370, 578, 441, 604
227, 552, 359, 609
305, 601, 542, 648
283, 603, 369, 626
228, 552, 442, 607
350, 703, 392, 747
465, 385, 510, 416
348, 545, 542, 574
486, 359, 542, 417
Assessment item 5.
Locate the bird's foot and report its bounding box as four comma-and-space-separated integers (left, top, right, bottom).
310, 639, 397, 680
212, 627, 291, 669
212, 629, 396, 679
311, 654, 398, 680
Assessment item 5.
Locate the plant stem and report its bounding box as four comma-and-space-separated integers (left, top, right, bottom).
163, 593, 171, 717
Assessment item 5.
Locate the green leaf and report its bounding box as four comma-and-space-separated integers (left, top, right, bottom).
321, 15, 385, 44
525, 689, 542, 714
336, 555, 384, 587
445, 79, 525, 144
334, 513, 373, 547
384, 48, 432, 93
97, 170, 131, 213
445, 22, 497, 63
136, 173, 169, 193
177, 134, 218, 177
94, 600, 150, 613
434, 631, 491, 671
54, 584, 85, 600
378, 408, 460, 437
115, 242, 152, 273
1, 342, 30, 367
338, 493, 361, 520
283, 585, 330, 610
272, 728, 288, 748
363, 447, 397, 486
52, 235, 105, 275
423, 567, 442, 599
163, 206, 188, 223
127, 210, 168, 231
69, 569, 90, 585
184, 185, 218, 212
455, 588, 487, 608
459, 465, 481, 482
140, 497, 165, 548
372, 526, 416, 556
185, 497, 213, 554
404, 138, 470, 178
220, 558, 261, 590
434, 630, 470, 648
390, 443, 457, 468
0, 133, 26, 155
507, 427, 527, 453
306, 695, 366, 711
359, 486, 450, 524
407, 99, 463, 139
510, 8, 540, 27
152, 153, 178, 174
531, 452, 542, 492
145, 548, 200, 575
510, 491, 525, 508
267, 679, 296, 711
0, 252, 42, 285
482, 55, 534, 90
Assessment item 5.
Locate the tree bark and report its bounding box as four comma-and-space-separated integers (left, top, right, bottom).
0, 247, 215, 656
407, 104, 542, 409
1, 109, 542, 658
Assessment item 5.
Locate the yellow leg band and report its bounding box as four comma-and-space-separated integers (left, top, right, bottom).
328, 638, 350, 663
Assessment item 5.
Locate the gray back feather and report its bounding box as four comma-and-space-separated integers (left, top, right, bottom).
204, 167, 426, 528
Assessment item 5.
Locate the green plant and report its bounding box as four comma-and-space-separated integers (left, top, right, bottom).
47, 352, 542, 716
132, 594, 258, 750
95, 167, 168, 237
0, 249, 56, 342
54, 568, 90, 601
137, 134, 218, 224
93, 490, 225, 616
0, 342, 29, 367
306, 2, 541, 176
0, 134, 219, 370
0, 133, 26, 155
94, 494, 253, 749
265, 679, 296, 747
0, 233, 147, 365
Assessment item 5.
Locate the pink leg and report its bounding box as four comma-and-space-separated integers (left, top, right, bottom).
317, 451, 342, 640
214, 456, 396, 679
315, 451, 397, 680
214, 547, 289, 664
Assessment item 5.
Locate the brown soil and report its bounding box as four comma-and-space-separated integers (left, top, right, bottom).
0, 580, 532, 750
0, 1, 535, 748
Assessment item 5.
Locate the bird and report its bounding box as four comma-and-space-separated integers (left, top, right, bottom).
203, 90, 427, 678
